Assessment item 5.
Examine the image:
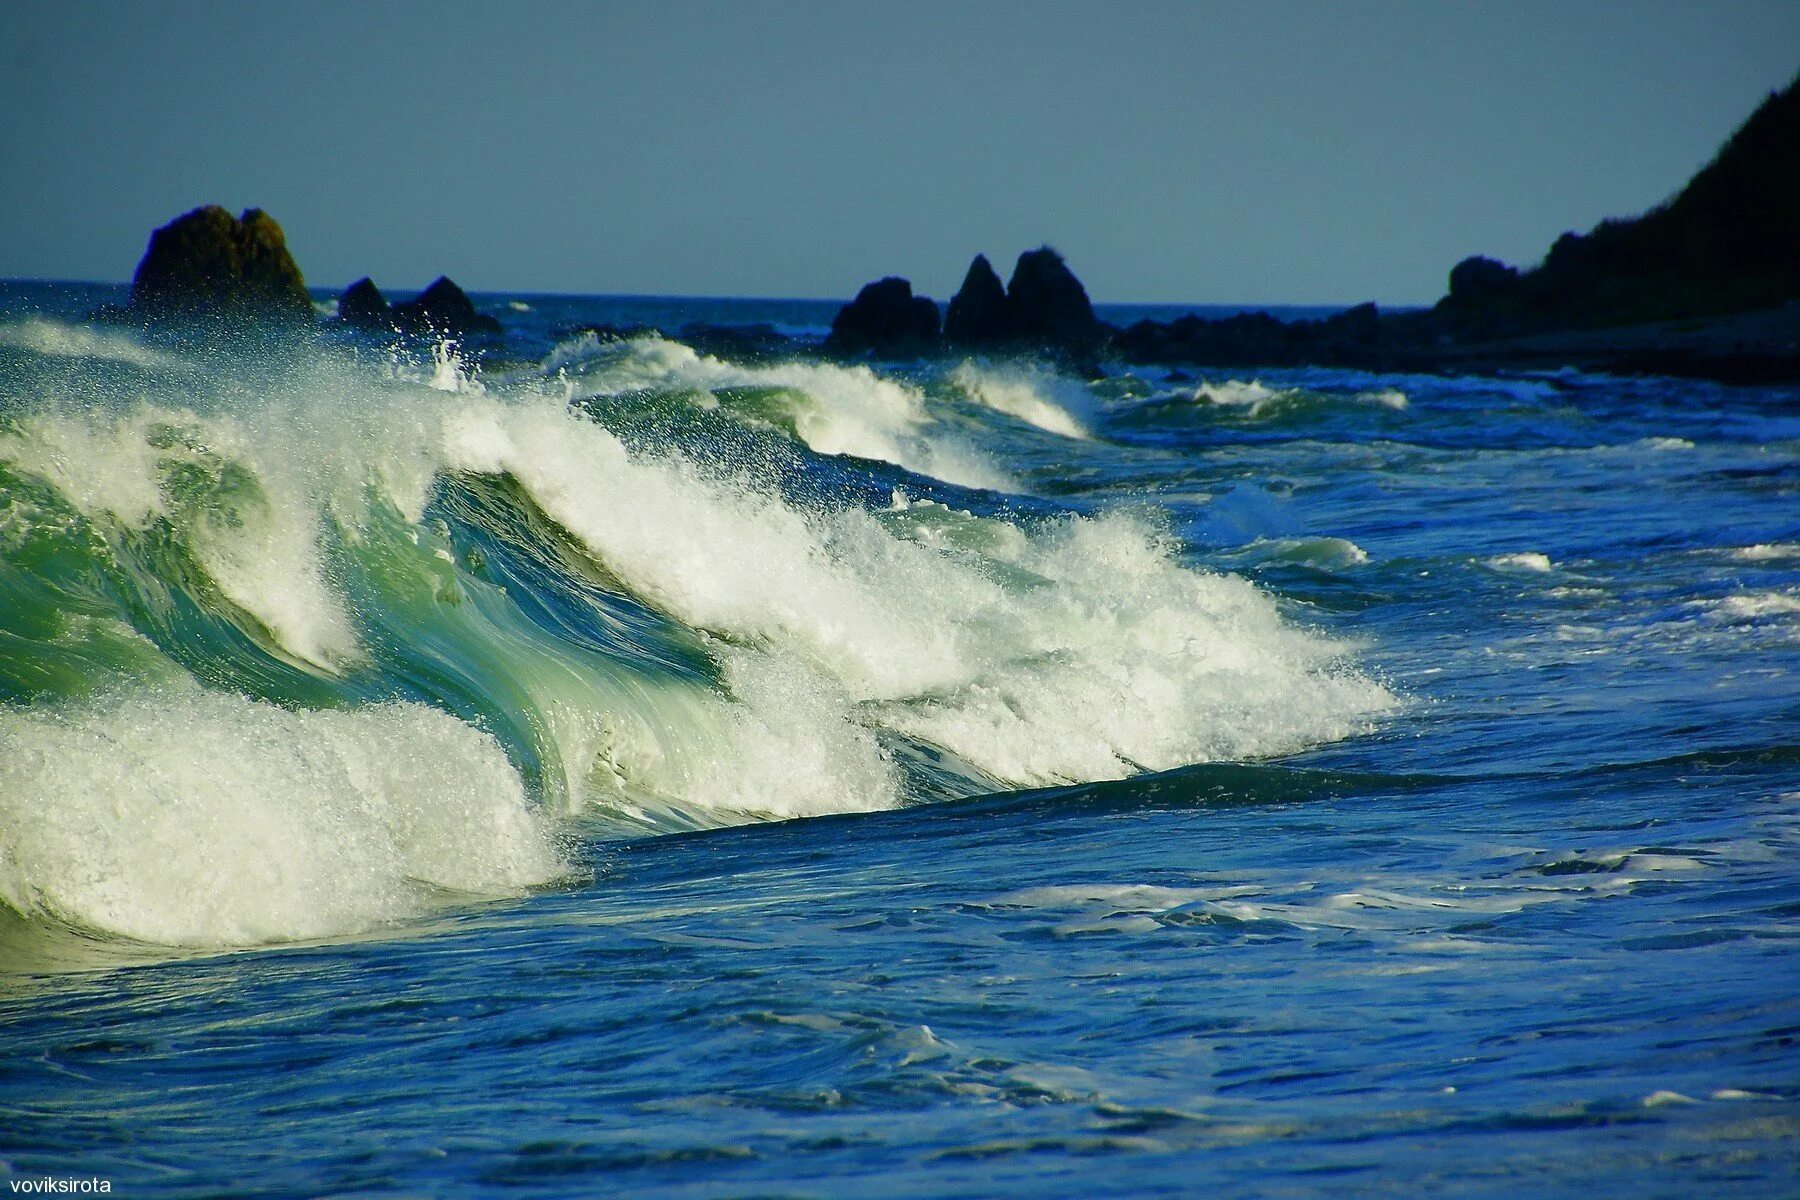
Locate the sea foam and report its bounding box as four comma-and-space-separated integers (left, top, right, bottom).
945, 360, 1092, 438
0, 687, 563, 947
547, 334, 1010, 490
0, 331, 1396, 944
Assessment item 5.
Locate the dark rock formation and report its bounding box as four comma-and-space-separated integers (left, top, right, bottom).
1116, 304, 1384, 369
1323, 301, 1382, 344
391, 276, 502, 340
1436, 72, 1800, 337
831, 247, 1108, 365
826, 276, 940, 353
1005, 246, 1106, 351
337, 277, 395, 332
944, 254, 1012, 346
126, 205, 312, 323
1116, 300, 1382, 370
1446, 256, 1521, 307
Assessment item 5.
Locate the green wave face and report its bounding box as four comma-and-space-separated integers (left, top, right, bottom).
0, 322, 1393, 950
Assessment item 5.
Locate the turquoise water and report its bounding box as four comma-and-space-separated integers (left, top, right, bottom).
1, 283, 1796, 1196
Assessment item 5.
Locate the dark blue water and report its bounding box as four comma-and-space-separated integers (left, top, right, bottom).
1, 283, 1796, 1197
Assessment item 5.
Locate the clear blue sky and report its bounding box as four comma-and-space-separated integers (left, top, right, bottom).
1, 1, 1794, 304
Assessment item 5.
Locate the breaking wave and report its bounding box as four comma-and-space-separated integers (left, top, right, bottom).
0, 318, 1394, 948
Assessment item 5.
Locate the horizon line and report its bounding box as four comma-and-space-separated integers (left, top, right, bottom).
0, 276, 1425, 314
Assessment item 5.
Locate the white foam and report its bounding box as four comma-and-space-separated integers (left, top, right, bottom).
1731, 543, 1800, 562
0, 318, 191, 373
3, 337, 1393, 857
0, 407, 362, 671
1487, 552, 1555, 573
988, 884, 1259, 911
1235, 536, 1371, 569
945, 360, 1091, 438
1706, 591, 1800, 620
1642, 1090, 1699, 1108
1354, 387, 1410, 410
1638, 436, 1695, 451
551, 334, 1010, 490
1196, 379, 1285, 408
452, 403, 1395, 785
0, 687, 563, 947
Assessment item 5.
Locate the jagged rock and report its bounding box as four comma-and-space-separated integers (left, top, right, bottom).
391, 276, 502, 340
1005, 246, 1105, 350
826, 276, 940, 353
337, 277, 394, 331
944, 254, 1011, 346
127, 205, 311, 323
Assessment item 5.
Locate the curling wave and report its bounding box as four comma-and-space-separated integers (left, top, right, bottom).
0, 318, 1394, 948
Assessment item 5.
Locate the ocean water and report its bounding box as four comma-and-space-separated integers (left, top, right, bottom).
0, 281, 1795, 1197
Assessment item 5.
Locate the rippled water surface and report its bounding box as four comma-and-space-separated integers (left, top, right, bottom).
1, 283, 1796, 1197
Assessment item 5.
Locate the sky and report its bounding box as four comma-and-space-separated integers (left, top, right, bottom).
1, 2, 1794, 305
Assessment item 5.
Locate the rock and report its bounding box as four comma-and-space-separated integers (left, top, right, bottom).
1432, 73, 1800, 335
1446, 256, 1520, 306
127, 205, 312, 323
826, 276, 941, 353
944, 254, 1011, 346
1005, 246, 1105, 351
337, 277, 394, 331
1321, 301, 1381, 344
391, 276, 502, 340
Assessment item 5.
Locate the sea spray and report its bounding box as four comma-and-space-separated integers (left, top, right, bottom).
0, 685, 563, 947
0, 317, 1395, 946
944, 359, 1093, 439
460, 405, 1394, 785
547, 333, 1011, 490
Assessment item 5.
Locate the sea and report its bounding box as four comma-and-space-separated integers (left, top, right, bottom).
0, 280, 1795, 1198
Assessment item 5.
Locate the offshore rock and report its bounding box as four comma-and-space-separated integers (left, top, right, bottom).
1005, 246, 1106, 352
827, 276, 941, 354
127, 205, 312, 324
391, 276, 503, 340
337, 277, 395, 332
1114, 302, 1383, 369
1321, 301, 1382, 345
944, 254, 1012, 346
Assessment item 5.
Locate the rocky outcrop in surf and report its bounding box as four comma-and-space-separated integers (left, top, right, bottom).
100, 206, 511, 344
1004, 246, 1107, 353
944, 254, 1011, 346
337, 276, 394, 331
1116, 302, 1385, 369
123, 205, 312, 324
337, 275, 503, 341
826, 276, 941, 354
391, 276, 503, 340
833, 248, 1107, 366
